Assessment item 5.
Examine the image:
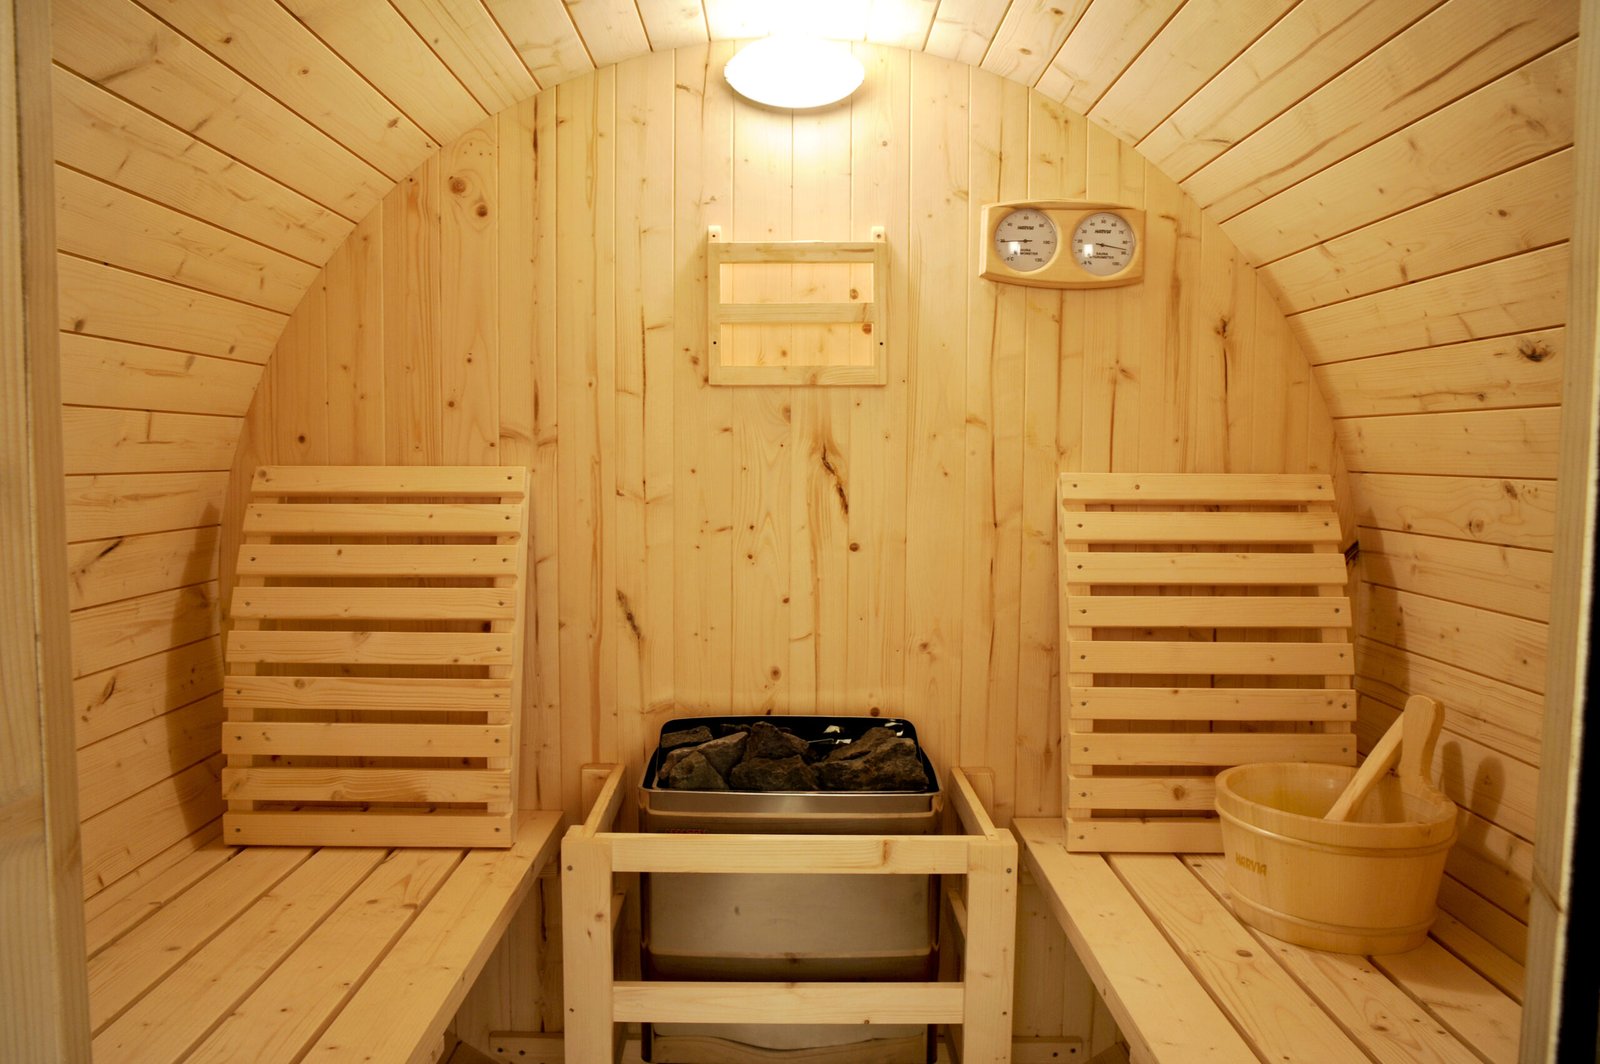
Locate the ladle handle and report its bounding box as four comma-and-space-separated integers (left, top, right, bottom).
1325, 713, 1403, 821
1398, 694, 1444, 795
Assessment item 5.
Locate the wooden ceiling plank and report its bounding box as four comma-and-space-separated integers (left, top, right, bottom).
1036, 0, 1182, 115
1438, 876, 1529, 963
1290, 245, 1570, 364
56, 256, 287, 364
1358, 525, 1551, 624
1442, 819, 1536, 928
51, 0, 389, 221
1349, 472, 1556, 552
481, 0, 594, 87
133, 0, 438, 180
60, 408, 245, 480
390, 0, 541, 112
77, 696, 225, 821
633, 0, 709, 51
1336, 408, 1561, 483
1187, 0, 1578, 220
1356, 636, 1546, 769
71, 637, 224, 750
280, 0, 489, 146
921, 0, 1009, 65
563, 0, 652, 67
702, 0, 869, 40
866, 0, 938, 51
700, 0, 767, 40
979, 0, 1091, 87
1357, 692, 1540, 842
63, 471, 231, 542
51, 67, 350, 263
1138, 0, 1441, 182
1087, 0, 1295, 145
1224, 43, 1578, 266
1313, 329, 1564, 419
80, 756, 224, 900
59, 333, 264, 418
66, 525, 222, 613
1265, 152, 1574, 314
54, 166, 319, 312
69, 582, 222, 680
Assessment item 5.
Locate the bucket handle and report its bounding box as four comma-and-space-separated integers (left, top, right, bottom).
1325, 695, 1443, 821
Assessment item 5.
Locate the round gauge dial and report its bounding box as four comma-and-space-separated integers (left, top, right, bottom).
993, 208, 1059, 273
1072, 211, 1137, 277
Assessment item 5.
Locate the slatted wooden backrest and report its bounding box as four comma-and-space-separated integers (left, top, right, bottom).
223, 465, 530, 848
1058, 473, 1355, 854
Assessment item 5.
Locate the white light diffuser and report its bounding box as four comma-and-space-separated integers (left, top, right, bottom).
723, 36, 865, 109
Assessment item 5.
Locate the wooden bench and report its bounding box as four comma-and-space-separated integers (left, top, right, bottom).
82, 812, 561, 1064
1015, 818, 1525, 1064
77, 463, 563, 1063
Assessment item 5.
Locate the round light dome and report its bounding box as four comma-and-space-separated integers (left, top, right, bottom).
723, 36, 866, 110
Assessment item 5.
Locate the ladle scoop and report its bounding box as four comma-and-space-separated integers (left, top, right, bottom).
1324, 694, 1443, 821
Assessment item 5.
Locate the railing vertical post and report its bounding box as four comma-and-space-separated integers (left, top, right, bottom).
560, 827, 616, 1063
955, 832, 1018, 1063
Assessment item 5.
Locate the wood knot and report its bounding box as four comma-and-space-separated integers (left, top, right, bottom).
1517, 338, 1552, 362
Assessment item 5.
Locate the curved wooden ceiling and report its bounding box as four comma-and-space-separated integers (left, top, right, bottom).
50, 0, 1577, 358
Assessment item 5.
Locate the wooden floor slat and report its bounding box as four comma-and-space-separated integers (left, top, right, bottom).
184, 848, 464, 1064
82, 814, 562, 1064
1017, 819, 1523, 1064
1014, 819, 1256, 1064
1110, 853, 1371, 1064
304, 812, 563, 1062
83, 839, 238, 956
87, 847, 312, 1031
1186, 856, 1483, 1064
92, 848, 386, 1064
1373, 939, 1522, 1063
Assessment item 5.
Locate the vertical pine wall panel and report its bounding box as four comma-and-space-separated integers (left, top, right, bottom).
224, 46, 1341, 1044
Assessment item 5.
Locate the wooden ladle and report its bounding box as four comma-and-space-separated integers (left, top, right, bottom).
1325, 694, 1444, 821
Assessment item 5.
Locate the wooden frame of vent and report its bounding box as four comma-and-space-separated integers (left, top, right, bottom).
707, 225, 888, 386
222, 465, 530, 848
1058, 473, 1356, 853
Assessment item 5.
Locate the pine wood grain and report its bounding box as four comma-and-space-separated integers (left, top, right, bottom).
50, 65, 349, 262
1224, 42, 1578, 264
1137, 0, 1437, 181
1187, 0, 1577, 220
53, 0, 388, 218
389, 0, 540, 112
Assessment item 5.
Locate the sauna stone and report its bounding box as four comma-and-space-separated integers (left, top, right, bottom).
744, 720, 815, 762
664, 750, 731, 791
658, 721, 929, 792
816, 727, 928, 791
659, 725, 715, 751
696, 731, 748, 777
729, 754, 819, 791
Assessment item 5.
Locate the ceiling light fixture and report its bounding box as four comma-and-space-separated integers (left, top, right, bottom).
723, 36, 865, 110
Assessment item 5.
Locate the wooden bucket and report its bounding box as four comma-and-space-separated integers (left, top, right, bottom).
1215, 761, 1457, 954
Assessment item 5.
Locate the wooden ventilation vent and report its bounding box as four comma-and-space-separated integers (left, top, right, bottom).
223, 465, 530, 848
707, 225, 887, 386
1058, 473, 1355, 854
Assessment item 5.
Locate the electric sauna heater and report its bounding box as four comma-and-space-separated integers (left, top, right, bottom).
638, 715, 942, 1061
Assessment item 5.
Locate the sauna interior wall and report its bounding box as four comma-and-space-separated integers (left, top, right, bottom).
50, 0, 1575, 1042
218, 45, 1342, 1039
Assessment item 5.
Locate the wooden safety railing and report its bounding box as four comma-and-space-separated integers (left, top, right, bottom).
560, 763, 1017, 1063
